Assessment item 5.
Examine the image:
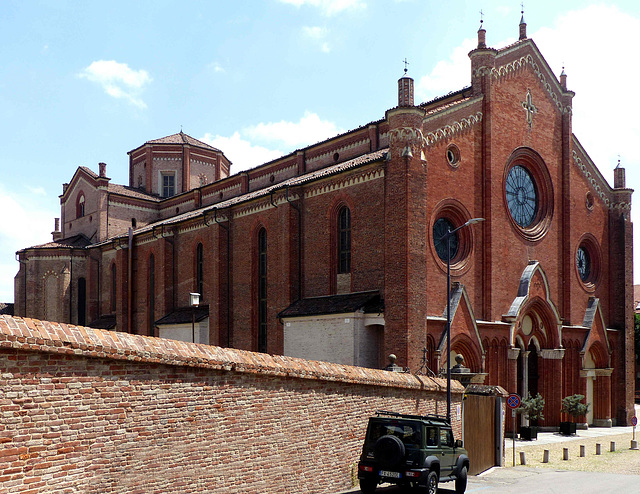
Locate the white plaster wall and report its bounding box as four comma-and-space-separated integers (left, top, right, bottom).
159, 320, 209, 344
283, 313, 383, 368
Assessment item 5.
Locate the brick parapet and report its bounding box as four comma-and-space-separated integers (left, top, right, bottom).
0, 315, 456, 393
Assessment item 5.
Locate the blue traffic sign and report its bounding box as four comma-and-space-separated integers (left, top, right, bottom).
507, 393, 521, 409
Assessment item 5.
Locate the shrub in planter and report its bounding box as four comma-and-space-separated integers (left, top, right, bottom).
560, 394, 589, 436
517, 393, 545, 441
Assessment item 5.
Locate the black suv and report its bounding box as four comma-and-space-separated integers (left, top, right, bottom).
357, 411, 469, 494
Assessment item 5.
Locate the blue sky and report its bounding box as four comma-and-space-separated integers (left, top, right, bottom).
1, 0, 639, 303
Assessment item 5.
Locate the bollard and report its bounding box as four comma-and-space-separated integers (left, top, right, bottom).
520, 451, 526, 465
596, 443, 601, 455
563, 448, 569, 460
610, 441, 616, 452
631, 440, 638, 450
580, 445, 585, 457
542, 450, 549, 463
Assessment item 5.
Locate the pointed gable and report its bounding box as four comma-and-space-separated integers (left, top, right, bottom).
437, 282, 485, 372
505, 261, 562, 347
581, 297, 612, 368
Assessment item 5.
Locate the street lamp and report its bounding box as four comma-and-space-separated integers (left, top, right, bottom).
441, 217, 484, 423
190, 292, 200, 343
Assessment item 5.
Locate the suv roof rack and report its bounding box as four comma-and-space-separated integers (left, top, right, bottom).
375, 410, 449, 422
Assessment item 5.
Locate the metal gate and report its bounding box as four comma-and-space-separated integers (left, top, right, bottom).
463, 393, 497, 475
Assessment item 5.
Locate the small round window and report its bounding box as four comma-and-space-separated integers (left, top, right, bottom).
505, 165, 538, 227
433, 217, 458, 262
446, 144, 460, 168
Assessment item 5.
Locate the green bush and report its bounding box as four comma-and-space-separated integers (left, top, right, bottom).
517, 393, 545, 422
561, 394, 589, 421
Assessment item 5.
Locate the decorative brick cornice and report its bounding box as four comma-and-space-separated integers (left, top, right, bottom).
305, 167, 384, 200
0, 315, 454, 392
306, 139, 369, 166
424, 113, 483, 147
491, 55, 571, 115
572, 150, 630, 212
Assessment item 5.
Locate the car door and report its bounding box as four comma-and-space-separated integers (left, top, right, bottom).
438, 427, 456, 476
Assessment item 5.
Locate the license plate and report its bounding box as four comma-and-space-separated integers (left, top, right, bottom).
379, 470, 401, 479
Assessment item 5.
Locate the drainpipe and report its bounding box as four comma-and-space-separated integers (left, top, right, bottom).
69, 248, 73, 324
214, 207, 231, 347
127, 227, 133, 333
270, 189, 278, 209
285, 185, 302, 301
88, 249, 101, 322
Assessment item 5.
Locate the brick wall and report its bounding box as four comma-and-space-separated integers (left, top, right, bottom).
0, 315, 461, 494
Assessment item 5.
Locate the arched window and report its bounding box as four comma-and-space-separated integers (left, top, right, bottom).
76, 194, 85, 218
111, 264, 117, 313
148, 254, 155, 336
338, 206, 351, 274
196, 243, 204, 300
257, 228, 267, 353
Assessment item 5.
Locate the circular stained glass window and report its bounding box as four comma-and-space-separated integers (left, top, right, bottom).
505, 165, 538, 227
433, 218, 458, 262
576, 246, 590, 282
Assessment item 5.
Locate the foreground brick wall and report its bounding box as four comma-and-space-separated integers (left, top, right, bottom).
0, 316, 461, 494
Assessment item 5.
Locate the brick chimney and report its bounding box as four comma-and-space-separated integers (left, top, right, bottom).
52, 218, 63, 241
99, 162, 107, 177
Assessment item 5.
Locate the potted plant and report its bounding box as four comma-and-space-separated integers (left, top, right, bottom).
517, 393, 545, 440
560, 394, 589, 435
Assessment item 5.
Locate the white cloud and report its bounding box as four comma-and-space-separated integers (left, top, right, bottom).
208, 62, 226, 73
202, 112, 342, 172
302, 26, 331, 53
0, 184, 58, 303
416, 37, 477, 101
201, 132, 284, 172
244, 111, 342, 148
279, 0, 365, 16
78, 60, 152, 109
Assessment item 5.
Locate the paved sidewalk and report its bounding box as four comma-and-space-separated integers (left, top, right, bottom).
506, 403, 640, 451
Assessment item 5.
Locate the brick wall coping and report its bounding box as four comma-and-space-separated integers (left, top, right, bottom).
0, 315, 461, 392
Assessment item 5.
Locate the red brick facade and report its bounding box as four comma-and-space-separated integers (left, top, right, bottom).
0, 315, 459, 494
14, 24, 634, 427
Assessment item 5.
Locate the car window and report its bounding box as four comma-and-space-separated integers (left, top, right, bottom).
440, 428, 454, 447
426, 426, 438, 447
368, 421, 420, 447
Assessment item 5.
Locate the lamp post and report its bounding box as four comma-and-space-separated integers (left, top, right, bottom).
441, 217, 484, 423
189, 292, 200, 343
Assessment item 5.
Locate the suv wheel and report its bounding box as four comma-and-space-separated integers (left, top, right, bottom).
426, 471, 438, 494
455, 465, 468, 493
373, 435, 405, 468
359, 477, 377, 494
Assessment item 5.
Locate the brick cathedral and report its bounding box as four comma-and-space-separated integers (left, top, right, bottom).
14, 18, 635, 427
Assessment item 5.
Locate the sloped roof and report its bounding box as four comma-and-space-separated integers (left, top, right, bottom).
21, 234, 92, 251
88, 315, 117, 330
278, 291, 383, 318
107, 183, 161, 202
155, 306, 210, 325
145, 131, 221, 152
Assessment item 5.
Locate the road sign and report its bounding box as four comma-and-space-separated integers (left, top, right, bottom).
632, 416, 637, 427
507, 393, 521, 409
